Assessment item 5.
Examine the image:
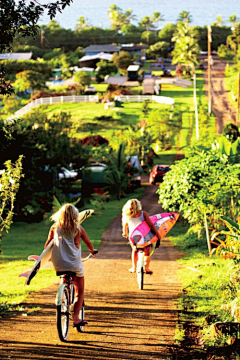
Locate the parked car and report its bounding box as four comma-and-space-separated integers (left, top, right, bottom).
58, 167, 78, 181
149, 165, 171, 185
84, 85, 96, 94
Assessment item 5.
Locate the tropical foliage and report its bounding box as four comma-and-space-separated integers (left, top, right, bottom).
157, 149, 240, 234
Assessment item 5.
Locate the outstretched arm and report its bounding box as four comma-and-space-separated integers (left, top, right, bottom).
44, 224, 55, 248
80, 226, 95, 255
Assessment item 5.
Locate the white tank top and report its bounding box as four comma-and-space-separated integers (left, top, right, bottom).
51, 225, 83, 273
128, 211, 145, 237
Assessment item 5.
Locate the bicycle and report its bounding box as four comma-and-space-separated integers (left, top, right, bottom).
135, 242, 156, 290
136, 246, 145, 290
55, 249, 98, 342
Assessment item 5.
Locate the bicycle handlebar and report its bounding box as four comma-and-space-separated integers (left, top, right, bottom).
82, 249, 98, 262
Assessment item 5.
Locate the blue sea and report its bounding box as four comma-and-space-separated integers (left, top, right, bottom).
37, 0, 240, 29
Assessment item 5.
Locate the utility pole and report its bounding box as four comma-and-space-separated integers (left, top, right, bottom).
208, 25, 212, 115
193, 74, 199, 140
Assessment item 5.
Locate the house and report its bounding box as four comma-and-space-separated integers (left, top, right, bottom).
120, 44, 148, 56
0, 52, 33, 60
142, 78, 160, 95
79, 52, 113, 69
82, 45, 120, 56
127, 65, 140, 81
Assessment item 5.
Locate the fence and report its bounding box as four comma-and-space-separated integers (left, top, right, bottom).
114, 95, 175, 106
6, 94, 174, 121
6, 95, 99, 121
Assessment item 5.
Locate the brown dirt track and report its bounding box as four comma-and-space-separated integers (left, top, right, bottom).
0, 179, 183, 360
0, 58, 234, 359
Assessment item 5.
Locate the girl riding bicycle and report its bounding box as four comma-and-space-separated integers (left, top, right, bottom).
122, 199, 161, 275
44, 203, 95, 327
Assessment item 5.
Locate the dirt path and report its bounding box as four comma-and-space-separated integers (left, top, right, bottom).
0, 178, 183, 360
202, 55, 237, 133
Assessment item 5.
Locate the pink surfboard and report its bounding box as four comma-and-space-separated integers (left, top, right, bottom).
130, 213, 179, 247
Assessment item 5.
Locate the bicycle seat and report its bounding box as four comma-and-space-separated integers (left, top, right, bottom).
56, 271, 76, 277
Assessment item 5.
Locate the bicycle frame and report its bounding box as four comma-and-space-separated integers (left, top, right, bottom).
136, 248, 145, 290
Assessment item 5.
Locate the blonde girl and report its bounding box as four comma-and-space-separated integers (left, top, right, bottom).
122, 199, 161, 274
45, 204, 95, 327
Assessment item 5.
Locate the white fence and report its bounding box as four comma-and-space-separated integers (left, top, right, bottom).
6, 94, 174, 121
114, 95, 175, 106
6, 95, 99, 121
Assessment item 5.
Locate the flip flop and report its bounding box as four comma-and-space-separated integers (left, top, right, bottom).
145, 270, 153, 275
73, 320, 88, 328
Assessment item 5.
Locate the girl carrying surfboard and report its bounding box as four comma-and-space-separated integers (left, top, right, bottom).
122, 199, 161, 275
44, 204, 96, 328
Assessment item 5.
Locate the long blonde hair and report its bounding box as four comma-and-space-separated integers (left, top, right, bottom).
50, 203, 80, 236
122, 199, 142, 227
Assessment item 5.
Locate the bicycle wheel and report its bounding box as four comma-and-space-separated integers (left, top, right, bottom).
76, 300, 85, 333
56, 286, 70, 341
137, 252, 144, 290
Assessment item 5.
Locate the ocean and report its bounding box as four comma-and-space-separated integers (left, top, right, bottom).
38, 0, 240, 30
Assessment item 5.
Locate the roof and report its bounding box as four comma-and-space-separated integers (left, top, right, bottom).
82, 44, 120, 53
104, 76, 128, 85
127, 65, 140, 71
79, 52, 113, 62
155, 78, 192, 88
0, 52, 33, 60
121, 44, 148, 51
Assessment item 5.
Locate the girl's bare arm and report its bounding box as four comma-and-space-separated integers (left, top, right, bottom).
143, 212, 161, 240
44, 224, 55, 248
80, 226, 95, 254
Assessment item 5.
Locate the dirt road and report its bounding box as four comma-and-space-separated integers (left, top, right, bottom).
202, 55, 237, 133
0, 179, 183, 360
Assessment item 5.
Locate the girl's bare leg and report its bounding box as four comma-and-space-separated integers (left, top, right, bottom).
144, 256, 152, 272
73, 275, 84, 323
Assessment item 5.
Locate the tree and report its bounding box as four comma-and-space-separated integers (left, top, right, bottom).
108, 4, 136, 31
177, 11, 193, 24
75, 16, 91, 31
147, 41, 170, 59
158, 23, 176, 44
157, 150, 240, 235
213, 15, 224, 26
228, 14, 239, 28
112, 51, 132, 73
0, 156, 23, 253
13, 70, 47, 98
171, 22, 200, 71
95, 60, 117, 83
104, 143, 133, 199
147, 108, 182, 150
74, 71, 91, 86
0, 0, 73, 96
140, 12, 164, 43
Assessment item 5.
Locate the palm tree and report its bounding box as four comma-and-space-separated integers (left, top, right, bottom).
75, 16, 91, 31
214, 14, 224, 26
171, 22, 200, 73
177, 11, 192, 24
140, 12, 164, 43
229, 14, 239, 28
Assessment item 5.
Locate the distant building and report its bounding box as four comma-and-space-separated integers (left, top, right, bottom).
127, 65, 140, 81
142, 78, 160, 95
120, 44, 148, 56
0, 52, 33, 60
82, 45, 120, 56
79, 52, 113, 69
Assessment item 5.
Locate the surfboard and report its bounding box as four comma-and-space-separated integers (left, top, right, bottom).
19, 209, 94, 285
129, 212, 179, 247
